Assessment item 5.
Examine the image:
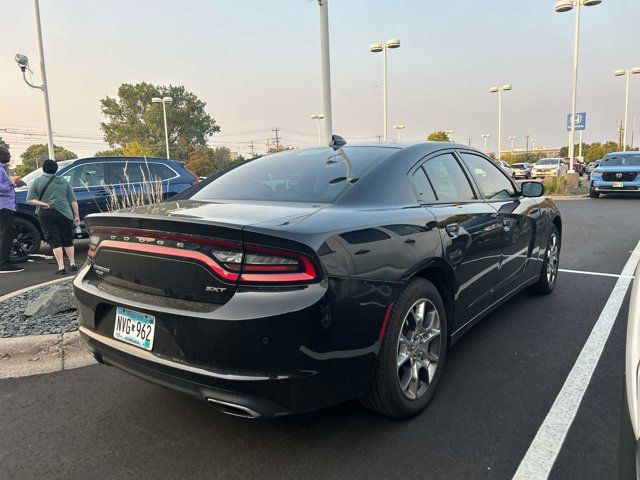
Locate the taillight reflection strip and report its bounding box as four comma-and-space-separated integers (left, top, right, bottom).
96, 240, 239, 281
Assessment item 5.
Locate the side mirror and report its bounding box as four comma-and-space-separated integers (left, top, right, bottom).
521, 181, 544, 197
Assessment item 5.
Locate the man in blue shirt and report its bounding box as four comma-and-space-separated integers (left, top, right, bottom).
0, 146, 23, 273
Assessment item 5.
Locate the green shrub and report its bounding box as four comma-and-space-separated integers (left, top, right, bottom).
542, 176, 569, 195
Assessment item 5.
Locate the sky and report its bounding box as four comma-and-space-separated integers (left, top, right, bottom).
1, 0, 639, 162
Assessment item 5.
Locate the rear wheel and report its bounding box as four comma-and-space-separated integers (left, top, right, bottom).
10, 217, 41, 263
361, 278, 448, 418
528, 225, 560, 295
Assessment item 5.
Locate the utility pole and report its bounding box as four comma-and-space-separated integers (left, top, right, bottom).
272, 128, 280, 149
33, 0, 55, 160
249, 140, 255, 157
525, 134, 530, 153
468, 137, 471, 146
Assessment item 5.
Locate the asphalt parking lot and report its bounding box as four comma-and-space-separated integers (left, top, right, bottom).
0, 240, 89, 297
1, 197, 639, 480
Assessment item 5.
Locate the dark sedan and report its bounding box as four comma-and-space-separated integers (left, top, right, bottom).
74, 142, 561, 419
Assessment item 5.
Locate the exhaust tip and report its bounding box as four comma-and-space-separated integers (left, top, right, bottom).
207, 398, 261, 419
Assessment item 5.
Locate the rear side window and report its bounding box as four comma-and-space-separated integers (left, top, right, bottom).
422, 153, 475, 202
192, 147, 395, 203
411, 167, 437, 203
107, 162, 150, 184
459, 152, 515, 200
149, 163, 177, 181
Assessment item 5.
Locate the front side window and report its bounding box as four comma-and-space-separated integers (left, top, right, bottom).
422, 153, 475, 202
192, 147, 395, 203
65, 163, 107, 188
460, 152, 515, 200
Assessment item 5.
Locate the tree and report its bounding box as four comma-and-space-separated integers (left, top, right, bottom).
16, 144, 77, 177
100, 82, 219, 160
122, 141, 153, 157
0, 137, 9, 150
186, 146, 239, 177
94, 148, 123, 157
266, 145, 294, 154
427, 131, 450, 142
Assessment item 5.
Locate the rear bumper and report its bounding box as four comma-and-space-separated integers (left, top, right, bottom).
73, 265, 391, 417
531, 170, 559, 178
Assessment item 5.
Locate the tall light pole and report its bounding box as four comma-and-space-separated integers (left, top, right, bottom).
509, 136, 517, 153
393, 124, 405, 142
152, 96, 173, 158
310, 114, 324, 146
614, 67, 640, 151
481, 134, 490, 154
531, 137, 539, 152
14, 0, 55, 160
489, 84, 512, 160
370, 39, 401, 142
555, 0, 603, 171
317, 0, 332, 145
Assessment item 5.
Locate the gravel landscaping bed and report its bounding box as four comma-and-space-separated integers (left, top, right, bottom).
0, 280, 78, 338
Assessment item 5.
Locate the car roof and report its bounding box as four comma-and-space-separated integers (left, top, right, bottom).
75, 156, 173, 163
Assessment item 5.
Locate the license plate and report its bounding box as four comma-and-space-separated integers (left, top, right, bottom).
113, 307, 155, 351
613, 181, 624, 187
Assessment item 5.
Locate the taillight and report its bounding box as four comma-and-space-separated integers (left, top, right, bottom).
239, 245, 317, 283
211, 244, 317, 283
89, 227, 318, 284
185, 167, 199, 184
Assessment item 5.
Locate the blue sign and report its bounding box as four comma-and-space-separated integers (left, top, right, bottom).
567, 112, 586, 131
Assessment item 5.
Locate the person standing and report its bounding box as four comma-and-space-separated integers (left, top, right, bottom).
26, 159, 80, 275
0, 146, 23, 273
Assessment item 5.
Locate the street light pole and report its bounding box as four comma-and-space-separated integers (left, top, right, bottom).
33, 0, 55, 160
614, 67, 640, 151
318, 0, 333, 145
310, 114, 324, 146
509, 136, 517, 153
481, 134, 490, 155
370, 39, 401, 143
490, 85, 511, 160
555, 0, 603, 171
393, 124, 405, 142
152, 96, 173, 158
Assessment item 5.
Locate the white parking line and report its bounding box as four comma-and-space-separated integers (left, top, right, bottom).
514, 243, 640, 480
559, 268, 635, 279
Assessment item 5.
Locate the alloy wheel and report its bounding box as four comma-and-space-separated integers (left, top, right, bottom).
546, 233, 559, 285
396, 298, 441, 400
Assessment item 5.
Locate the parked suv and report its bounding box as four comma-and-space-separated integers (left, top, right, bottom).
589, 152, 640, 198
10, 157, 198, 262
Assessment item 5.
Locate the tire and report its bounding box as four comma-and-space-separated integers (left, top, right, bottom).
361, 278, 448, 419
10, 217, 41, 264
589, 189, 600, 199
527, 225, 560, 295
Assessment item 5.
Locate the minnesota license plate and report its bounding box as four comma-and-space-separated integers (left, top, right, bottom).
113, 307, 155, 351
613, 181, 624, 187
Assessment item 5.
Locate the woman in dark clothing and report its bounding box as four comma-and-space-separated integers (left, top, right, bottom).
26, 159, 80, 274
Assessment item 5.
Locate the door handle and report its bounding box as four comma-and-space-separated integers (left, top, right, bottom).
92, 190, 110, 197
529, 208, 540, 216
404, 238, 416, 245
425, 220, 437, 230
445, 223, 460, 237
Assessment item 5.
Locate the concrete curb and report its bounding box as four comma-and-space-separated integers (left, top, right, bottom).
0, 330, 95, 379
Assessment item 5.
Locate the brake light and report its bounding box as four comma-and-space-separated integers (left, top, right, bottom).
239, 245, 317, 283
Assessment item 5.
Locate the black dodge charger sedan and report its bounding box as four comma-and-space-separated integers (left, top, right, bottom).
74, 141, 561, 419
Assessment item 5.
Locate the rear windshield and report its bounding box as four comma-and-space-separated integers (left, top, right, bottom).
192, 147, 396, 203
537, 158, 560, 166
600, 154, 640, 167
512, 163, 526, 168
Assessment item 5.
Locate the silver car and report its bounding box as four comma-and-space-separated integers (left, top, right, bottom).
624, 263, 640, 478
